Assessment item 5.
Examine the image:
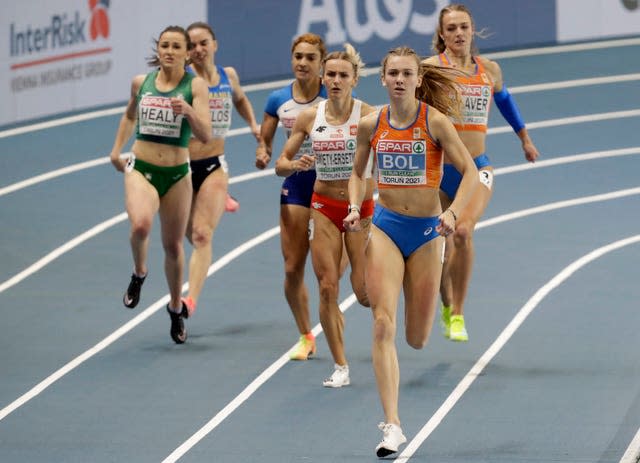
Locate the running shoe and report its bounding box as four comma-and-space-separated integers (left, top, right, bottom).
166, 302, 188, 344
182, 296, 196, 318
225, 193, 240, 213
449, 314, 469, 342
123, 273, 146, 308
375, 422, 407, 458
322, 363, 350, 388
440, 303, 451, 339
289, 333, 316, 360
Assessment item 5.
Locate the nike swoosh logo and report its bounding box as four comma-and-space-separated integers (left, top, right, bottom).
206, 164, 215, 172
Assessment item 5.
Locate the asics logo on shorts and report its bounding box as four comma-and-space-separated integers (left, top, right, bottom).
312, 201, 324, 209
424, 227, 433, 236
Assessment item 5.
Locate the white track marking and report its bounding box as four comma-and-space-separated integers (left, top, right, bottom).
0, 227, 280, 422
1, 36, 639, 138
394, 235, 640, 462
620, 426, 640, 463
160, 193, 640, 461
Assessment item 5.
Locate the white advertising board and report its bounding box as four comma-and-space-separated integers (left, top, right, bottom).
557, 0, 640, 42
0, 0, 206, 126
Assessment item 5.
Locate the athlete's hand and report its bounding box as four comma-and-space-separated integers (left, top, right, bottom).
436, 209, 456, 237
295, 154, 315, 171
170, 97, 191, 116
343, 211, 362, 232
110, 151, 126, 172
523, 139, 539, 163
255, 146, 270, 170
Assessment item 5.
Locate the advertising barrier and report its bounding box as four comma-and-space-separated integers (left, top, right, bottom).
1, 0, 206, 127
557, 0, 640, 42
2, 0, 639, 128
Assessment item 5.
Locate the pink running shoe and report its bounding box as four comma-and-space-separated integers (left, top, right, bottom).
225, 193, 240, 213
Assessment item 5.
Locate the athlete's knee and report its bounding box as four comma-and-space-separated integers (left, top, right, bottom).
354, 285, 370, 307
190, 223, 213, 249
453, 220, 474, 246
283, 254, 306, 281
372, 311, 395, 344
318, 277, 339, 305
406, 330, 429, 350
162, 240, 183, 260
130, 218, 152, 240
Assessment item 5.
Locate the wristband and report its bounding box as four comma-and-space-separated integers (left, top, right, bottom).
348, 204, 361, 214
494, 86, 525, 133
446, 208, 457, 221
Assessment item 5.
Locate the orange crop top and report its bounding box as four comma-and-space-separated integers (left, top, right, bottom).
371, 102, 442, 190
439, 53, 494, 132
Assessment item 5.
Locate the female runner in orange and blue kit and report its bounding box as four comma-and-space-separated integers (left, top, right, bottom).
423, 3, 540, 342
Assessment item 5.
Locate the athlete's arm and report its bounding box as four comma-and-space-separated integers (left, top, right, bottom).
274, 107, 315, 177
175, 76, 212, 144
109, 75, 143, 172
429, 107, 478, 235
344, 111, 376, 231
226, 66, 260, 141
255, 113, 279, 170
483, 58, 540, 163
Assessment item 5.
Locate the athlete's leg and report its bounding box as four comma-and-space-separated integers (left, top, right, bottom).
367, 227, 404, 425
280, 204, 312, 335
449, 168, 493, 318
310, 210, 346, 365
186, 168, 227, 309
159, 175, 192, 310
403, 236, 445, 348
124, 170, 159, 277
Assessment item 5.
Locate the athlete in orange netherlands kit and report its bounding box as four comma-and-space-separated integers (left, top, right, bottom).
423, 4, 540, 342
344, 46, 477, 458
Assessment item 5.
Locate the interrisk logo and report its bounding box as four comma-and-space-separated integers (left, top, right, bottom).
9, 0, 111, 70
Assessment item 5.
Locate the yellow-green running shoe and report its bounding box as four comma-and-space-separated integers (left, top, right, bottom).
449, 314, 469, 342
289, 333, 316, 360
440, 304, 451, 339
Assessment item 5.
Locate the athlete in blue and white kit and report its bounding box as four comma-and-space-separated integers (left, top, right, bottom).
182, 22, 260, 319
255, 33, 327, 361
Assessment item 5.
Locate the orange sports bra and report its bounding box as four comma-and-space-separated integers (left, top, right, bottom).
371, 102, 442, 189
439, 53, 494, 132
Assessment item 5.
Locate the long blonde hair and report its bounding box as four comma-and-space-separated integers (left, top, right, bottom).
381, 46, 462, 121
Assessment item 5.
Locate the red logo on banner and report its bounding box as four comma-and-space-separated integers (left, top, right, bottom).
89, 0, 110, 40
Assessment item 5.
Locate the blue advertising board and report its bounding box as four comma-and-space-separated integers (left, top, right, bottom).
208, 0, 557, 83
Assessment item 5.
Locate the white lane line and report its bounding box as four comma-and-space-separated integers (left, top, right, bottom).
0, 227, 280, 422
394, 234, 640, 462
620, 426, 640, 463
489, 110, 640, 135
2, 35, 639, 138
2, 107, 638, 198
0, 213, 128, 294
2, 147, 637, 298
162, 293, 358, 463
160, 191, 640, 461
0, 157, 110, 197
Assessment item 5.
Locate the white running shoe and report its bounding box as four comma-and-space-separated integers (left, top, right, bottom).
322, 363, 350, 388
375, 422, 407, 458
